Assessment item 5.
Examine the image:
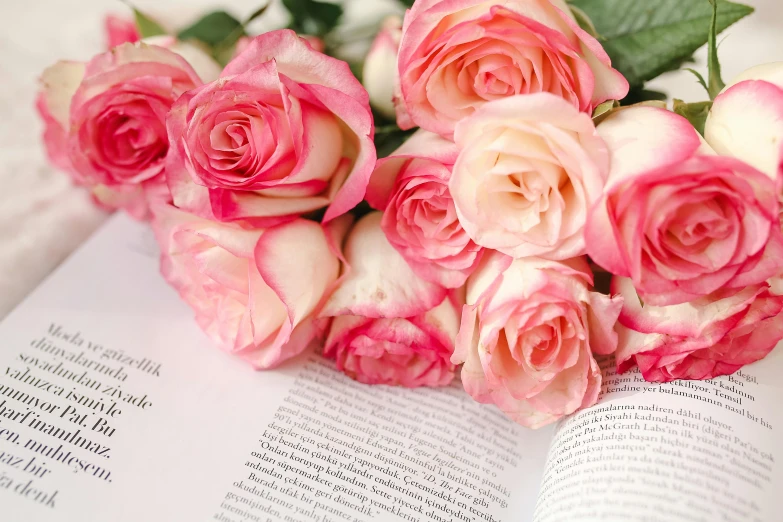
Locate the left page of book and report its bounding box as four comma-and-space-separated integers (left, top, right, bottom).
0, 214, 552, 522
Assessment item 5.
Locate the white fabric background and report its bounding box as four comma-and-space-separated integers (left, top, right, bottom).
0, 0, 781, 317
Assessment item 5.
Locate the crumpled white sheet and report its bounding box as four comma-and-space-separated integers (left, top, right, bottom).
0, 0, 780, 318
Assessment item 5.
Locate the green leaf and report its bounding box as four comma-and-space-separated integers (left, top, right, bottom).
673, 99, 712, 135
685, 67, 709, 93
282, 0, 343, 37
592, 99, 620, 124
126, 4, 167, 38
178, 11, 245, 48
570, 5, 602, 40
707, 0, 726, 98
568, 0, 753, 89
398, 0, 416, 7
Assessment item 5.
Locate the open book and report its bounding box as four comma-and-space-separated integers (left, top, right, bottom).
1, 215, 780, 522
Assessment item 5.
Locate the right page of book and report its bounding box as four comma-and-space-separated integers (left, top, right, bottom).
532, 347, 783, 522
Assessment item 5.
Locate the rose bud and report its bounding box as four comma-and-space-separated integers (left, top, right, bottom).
366, 130, 483, 288
450, 93, 610, 260
705, 62, 783, 186
613, 277, 783, 382
363, 15, 402, 120
395, 0, 628, 137
36, 41, 219, 219
152, 203, 341, 369
320, 212, 458, 387
453, 253, 622, 428
104, 14, 140, 49
166, 29, 376, 226
586, 106, 783, 306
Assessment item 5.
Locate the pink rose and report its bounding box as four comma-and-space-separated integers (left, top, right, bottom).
366, 130, 483, 288
613, 277, 783, 382
450, 93, 610, 260
363, 15, 403, 119
105, 15, 140, 49
320, 212, 457, 387
395, 0, 628, 137
453, 254, 622, 428
166, 30, 376, 226
586, 106, 783, 306
152, 203, 341, 369
37, 42, 216, 218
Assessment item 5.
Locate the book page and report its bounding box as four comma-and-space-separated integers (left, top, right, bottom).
0, 214, 551, 522
532, 349, 783, 522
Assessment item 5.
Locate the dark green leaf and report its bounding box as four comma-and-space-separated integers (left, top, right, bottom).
622, 88, 668, 105
398, 0, 416, 7
374, 126, 415, 159
178, 11, 245, 48
245, 3, 271, 25
282, 0, 343, 37
673, 99, 712, 135
569, 0, 753, 89
707, 0, 726, 98
350, 200, 375, 220
126, 4, 167, 38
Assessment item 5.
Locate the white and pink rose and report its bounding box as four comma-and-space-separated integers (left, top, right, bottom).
613, 277, 783, 382
152, 203, 341, 369
367, 130, 483, 288
37, 41, 218, 219
166, 29, 376, 226
395, 0, 628, 137
451, 93, 610, 260
320, 212, 458, 387
363, 15, 403, 119
453, 253, 622, 428
587, 106, 783, 306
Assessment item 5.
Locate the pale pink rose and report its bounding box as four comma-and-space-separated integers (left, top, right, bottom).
363, 15, 402, 119
395, 0, 628, 137
586, 106, 783, 306
366, 130, 483, 288
166, 30, 376, 226
234, 35, 324, 59
37, 42, 215, 218
613, 276, 783, 382
104, 14, 140, 49
450, 93, 610, 260
152, 203, 341, 369
301, 35, 325, 53
36, 62, 83, 174
320, 212, 457, 387
453, 253, 622, 428
92, 177, 171, 220
142, 36, 222, 83
705, 62, 783, 186
704, 63, 783, 291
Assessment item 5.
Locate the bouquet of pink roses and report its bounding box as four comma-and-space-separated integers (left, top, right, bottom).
37, 0, 783, 429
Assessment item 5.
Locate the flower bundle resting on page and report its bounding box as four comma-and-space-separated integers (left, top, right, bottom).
35, 0, 783, 429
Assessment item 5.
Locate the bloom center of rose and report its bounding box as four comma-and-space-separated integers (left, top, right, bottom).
654, 193, 737, 269
401, 184, 459, 240
486, 148, 567, 233
98, 103, 167, 173
465, 53, 521, 99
